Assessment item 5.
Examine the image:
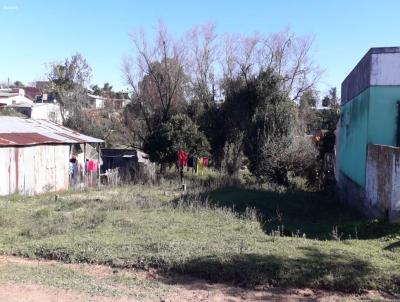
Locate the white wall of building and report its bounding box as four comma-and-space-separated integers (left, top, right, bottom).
0, 144, 70, 195
365, 144, 400, 223
0, 95, 33, 106
371, 52, 400, 86
95, 97, 105, 109
30, 103, 63, 124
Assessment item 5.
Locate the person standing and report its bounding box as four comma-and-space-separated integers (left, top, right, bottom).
69, 157, 78, 189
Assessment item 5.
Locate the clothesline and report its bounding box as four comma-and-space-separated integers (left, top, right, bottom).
178, 150, 209, 175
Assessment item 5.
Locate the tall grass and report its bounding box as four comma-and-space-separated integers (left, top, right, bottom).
0, 183, 399, 293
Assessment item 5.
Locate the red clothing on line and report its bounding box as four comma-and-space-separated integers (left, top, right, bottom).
202, 157, 209, 167
88, 160, 95, 172
92, 161, 98, 172
178, 150, 189, 167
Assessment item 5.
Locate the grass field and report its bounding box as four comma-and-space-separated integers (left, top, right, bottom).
0, 182, 399, 294
0, 257, 169, 300
203, 186, 400, 239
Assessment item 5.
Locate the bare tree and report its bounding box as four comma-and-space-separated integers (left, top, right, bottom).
123, 22, 188, 141
221, 33, 238, 81
186, 22, 218, 107
236, 34, 261, 83
260, 28, 323, 101
221, 33, 260, 84
220, 28, 322, 101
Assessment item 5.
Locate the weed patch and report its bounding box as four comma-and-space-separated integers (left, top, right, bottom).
0, 184, 399, 293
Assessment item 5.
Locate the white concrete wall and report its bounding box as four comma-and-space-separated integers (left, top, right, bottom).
0, 144, 70, 195
366, 144, 400, 222
0, 95, 33, 106
371, 53, 400, 86
95, 98, 104, 109
365, 150, 381, 208
390, 154, 400, 221
30, 104, 62, 124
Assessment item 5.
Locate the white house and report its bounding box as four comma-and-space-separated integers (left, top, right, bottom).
86, 94, 106, 109
0, 88, 33, 106
6, 102, 63, 124
86, 93, 130, 110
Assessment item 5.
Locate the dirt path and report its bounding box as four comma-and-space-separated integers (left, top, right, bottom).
0, 255, 396, 302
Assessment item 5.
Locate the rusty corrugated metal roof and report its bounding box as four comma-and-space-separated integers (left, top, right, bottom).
0, 133, 62, 146
0, 117, 103, 146
55, 132, 86, 143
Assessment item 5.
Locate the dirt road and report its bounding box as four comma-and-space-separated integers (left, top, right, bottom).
0, 255, 396, 301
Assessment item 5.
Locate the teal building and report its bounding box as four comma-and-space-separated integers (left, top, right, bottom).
338, 47, 400, 221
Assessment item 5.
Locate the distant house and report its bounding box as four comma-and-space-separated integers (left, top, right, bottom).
0, 116, 103, 195
337, 47, 400, 222
86, 93, 130, 110
35, 81, 51, 92
101, 148, 155, 183
0, 88, 33, 106
105, 97, 130, 110
6, 102, 62, 124
20, 86, 42, 101
86, 94, 106, 109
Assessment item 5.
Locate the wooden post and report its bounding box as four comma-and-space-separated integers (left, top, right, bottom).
97, 143, 101, 186
68, 144, 72, 189
83, 143, 87, 187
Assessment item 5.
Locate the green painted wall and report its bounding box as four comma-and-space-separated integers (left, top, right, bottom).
339, 89, 370, 187
368, 86, 400, 146
339, 86, 400, 188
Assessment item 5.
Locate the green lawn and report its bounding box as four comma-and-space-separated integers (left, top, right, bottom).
0, 259, 169, 300
0, 184, 399, 293
203, 186, 400, 239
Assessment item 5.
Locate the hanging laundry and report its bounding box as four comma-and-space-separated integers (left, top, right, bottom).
197, 157, 204, 175
68, 162, 74, 176
85, 159, 89, 172
188, 156, 194, 168
88, 160, 95, 172
178, 150, 189, 167
79, 162, 84, 177
193, 156, 198, 173
92, 161, 98, 172
202, 157, 209, 168
77, 153, 85, 174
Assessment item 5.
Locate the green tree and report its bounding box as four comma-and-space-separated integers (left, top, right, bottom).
322, 87, 338, 107
48, 53, 92, 125
143, 114, 210, 168
12, 80, 24, 87
91, 82, 116, 98
245, 70, 310, 185
300, 87, 340, 133
90, 84, 101, 95
101, 82, 114, 97
220, 69, 317, 184
299, 88, 318, 108
123, 24, 188, 147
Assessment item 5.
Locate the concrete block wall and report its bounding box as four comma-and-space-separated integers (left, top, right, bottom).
337, 170, 370, 216
365, 144, 400, 222
341, 47, 400, 105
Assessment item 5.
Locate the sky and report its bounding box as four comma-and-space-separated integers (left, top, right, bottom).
1, 0, 400, 96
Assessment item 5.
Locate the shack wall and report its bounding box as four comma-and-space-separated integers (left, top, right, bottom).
0, 144, 70, 195
366, 144, 400, 222
30, 104, 63, 124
